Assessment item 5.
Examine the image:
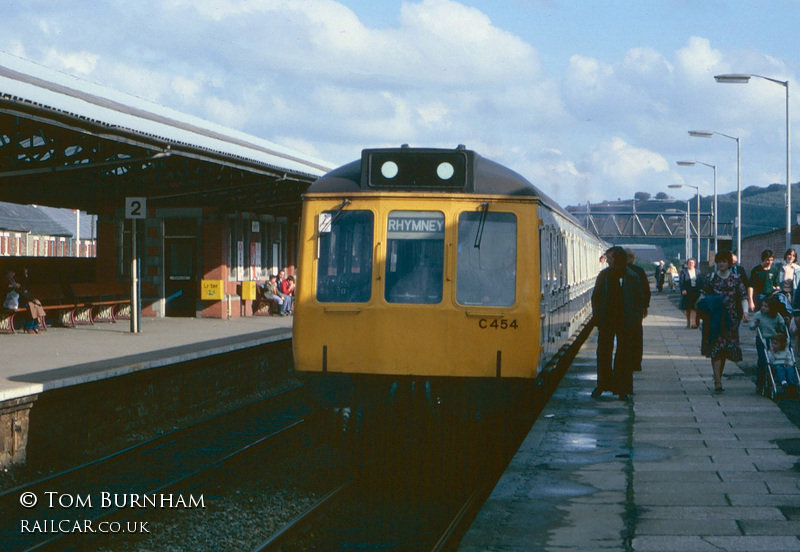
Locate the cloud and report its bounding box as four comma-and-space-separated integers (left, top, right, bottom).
594, 137, 670, 183
3, 1, 800, 213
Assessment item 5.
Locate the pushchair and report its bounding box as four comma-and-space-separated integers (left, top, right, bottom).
757, 327, 800, 400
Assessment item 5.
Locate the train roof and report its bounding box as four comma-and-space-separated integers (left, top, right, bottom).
306, 146, 579, 221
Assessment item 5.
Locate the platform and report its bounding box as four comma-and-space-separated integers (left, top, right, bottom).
459, 292, 800, 551
0, 316, 292, 402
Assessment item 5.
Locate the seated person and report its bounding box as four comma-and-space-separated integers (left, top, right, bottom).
257, 275, 284, 315
4, 267, 42, 333
750, 297, 787, 392
279, 275, 295, 315
768, 333, 798, 389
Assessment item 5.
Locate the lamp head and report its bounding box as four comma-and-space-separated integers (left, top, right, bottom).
676, 161, 696, 166
688, 130, 714, 138
715, 74, 752, 84
668, 184, 683, 189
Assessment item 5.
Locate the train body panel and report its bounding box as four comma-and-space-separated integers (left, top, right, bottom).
293, 194, 541, 380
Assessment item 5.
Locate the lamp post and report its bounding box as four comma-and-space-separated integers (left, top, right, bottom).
669, 182, 701, 262
689, 130, 741, 255
715, 73, 790, 250
677, 160, 717, 254
666, 207, 692, 261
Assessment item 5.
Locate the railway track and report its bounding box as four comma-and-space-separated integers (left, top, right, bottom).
0, 386, 311, 552
250, 411, 524, 552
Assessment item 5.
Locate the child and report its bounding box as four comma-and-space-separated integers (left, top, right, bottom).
768, 333, 798, 390
750, 298, 787, 392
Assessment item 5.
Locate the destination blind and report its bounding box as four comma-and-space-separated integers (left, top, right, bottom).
387, 211, 445, 240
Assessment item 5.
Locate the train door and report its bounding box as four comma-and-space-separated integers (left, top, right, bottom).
539, 221, 553, 366
164, 218, 198, 317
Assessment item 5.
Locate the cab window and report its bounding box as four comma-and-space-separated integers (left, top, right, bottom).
457, 212, 516, 306
316, 210, 373, 302
384, 210, 445, 304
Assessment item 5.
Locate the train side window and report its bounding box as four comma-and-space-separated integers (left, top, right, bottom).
316, 210, 373, 303
456, 211, 516, 306
384, 210, 445, 304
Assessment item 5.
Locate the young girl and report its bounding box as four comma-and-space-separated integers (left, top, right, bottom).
750, 298, 787, 393
768, 333, 798, 390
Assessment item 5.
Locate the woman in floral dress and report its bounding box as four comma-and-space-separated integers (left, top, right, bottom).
700, 250, 750, 393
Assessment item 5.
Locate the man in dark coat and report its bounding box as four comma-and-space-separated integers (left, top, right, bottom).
655, 260, 666, 292
591, 247, 646, 401
731, 253, 748, 289
626, 249, 650, 372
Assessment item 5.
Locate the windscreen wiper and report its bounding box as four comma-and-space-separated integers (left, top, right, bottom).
329, 199, 351, 228
474, 202, 489, 249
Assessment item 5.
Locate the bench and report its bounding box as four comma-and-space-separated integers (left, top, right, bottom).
0, 305, 29, 334
253, 298, 280, 316
32, 283, 81, 329
70, 282, 131, 324
0, 283, 77, 333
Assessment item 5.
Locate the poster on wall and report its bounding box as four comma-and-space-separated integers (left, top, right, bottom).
237, 241, 244, 281
250, 242, 261, 280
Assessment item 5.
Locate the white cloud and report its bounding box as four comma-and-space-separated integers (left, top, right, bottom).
3, 1, 800, 212
675, 37, 722, 81
594, 137, 669, 182
43, 49, 98, 75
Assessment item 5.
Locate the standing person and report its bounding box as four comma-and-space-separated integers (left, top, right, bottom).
590, 247, 645, 401
665, 263, 679, 292
748, 249, 780, 313
626, 249, 650, 372
777, 248, 800, 316
698, 250, 749, 393
655, 260, 666, 293
731, 253, 748, 289
679, 258, 702, 328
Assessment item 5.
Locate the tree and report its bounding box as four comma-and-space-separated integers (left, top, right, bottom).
634, 192, 651, 201
655, 192, 670, 200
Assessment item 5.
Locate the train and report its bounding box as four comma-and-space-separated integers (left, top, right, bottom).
292, 145, 606, 420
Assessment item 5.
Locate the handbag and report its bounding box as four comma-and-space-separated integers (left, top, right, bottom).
4, 290, 19, 310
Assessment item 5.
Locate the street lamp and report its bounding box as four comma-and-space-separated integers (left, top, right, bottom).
715, 73, 791, 250
669, 180, 702, 262
689, 130, 741, 255
676, 160, 717, 254
666, 207, 692, 261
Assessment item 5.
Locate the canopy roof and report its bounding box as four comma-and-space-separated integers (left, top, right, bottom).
0, 52, 333, 216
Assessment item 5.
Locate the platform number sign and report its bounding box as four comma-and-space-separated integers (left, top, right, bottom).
125, 197, 147, 219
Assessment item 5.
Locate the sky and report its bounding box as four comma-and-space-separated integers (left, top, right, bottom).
2, 0, 800, 208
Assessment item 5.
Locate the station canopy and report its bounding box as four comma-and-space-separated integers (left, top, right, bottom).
0, 52, 333, 216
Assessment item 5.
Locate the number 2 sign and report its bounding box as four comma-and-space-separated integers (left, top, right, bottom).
125, 197, 147, 219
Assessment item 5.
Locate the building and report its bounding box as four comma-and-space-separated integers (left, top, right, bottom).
0, 202, 96, 258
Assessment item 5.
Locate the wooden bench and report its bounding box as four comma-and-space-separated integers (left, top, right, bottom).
0, 283, 77, 333
0, 305, 29, 334
253, 298, 280, 316
70, 282, 131, 324
32, 283, 81, 329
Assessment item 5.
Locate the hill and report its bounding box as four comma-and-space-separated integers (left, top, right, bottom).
566, 182, 800, 260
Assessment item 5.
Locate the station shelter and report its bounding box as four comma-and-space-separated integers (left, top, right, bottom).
0, 53, 332, 319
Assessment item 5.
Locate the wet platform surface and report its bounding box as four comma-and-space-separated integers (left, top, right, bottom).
0, 316, 292, 402
459, 292, 800, 552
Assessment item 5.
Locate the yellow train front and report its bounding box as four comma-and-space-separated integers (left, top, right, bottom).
293, 145, 602, 416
